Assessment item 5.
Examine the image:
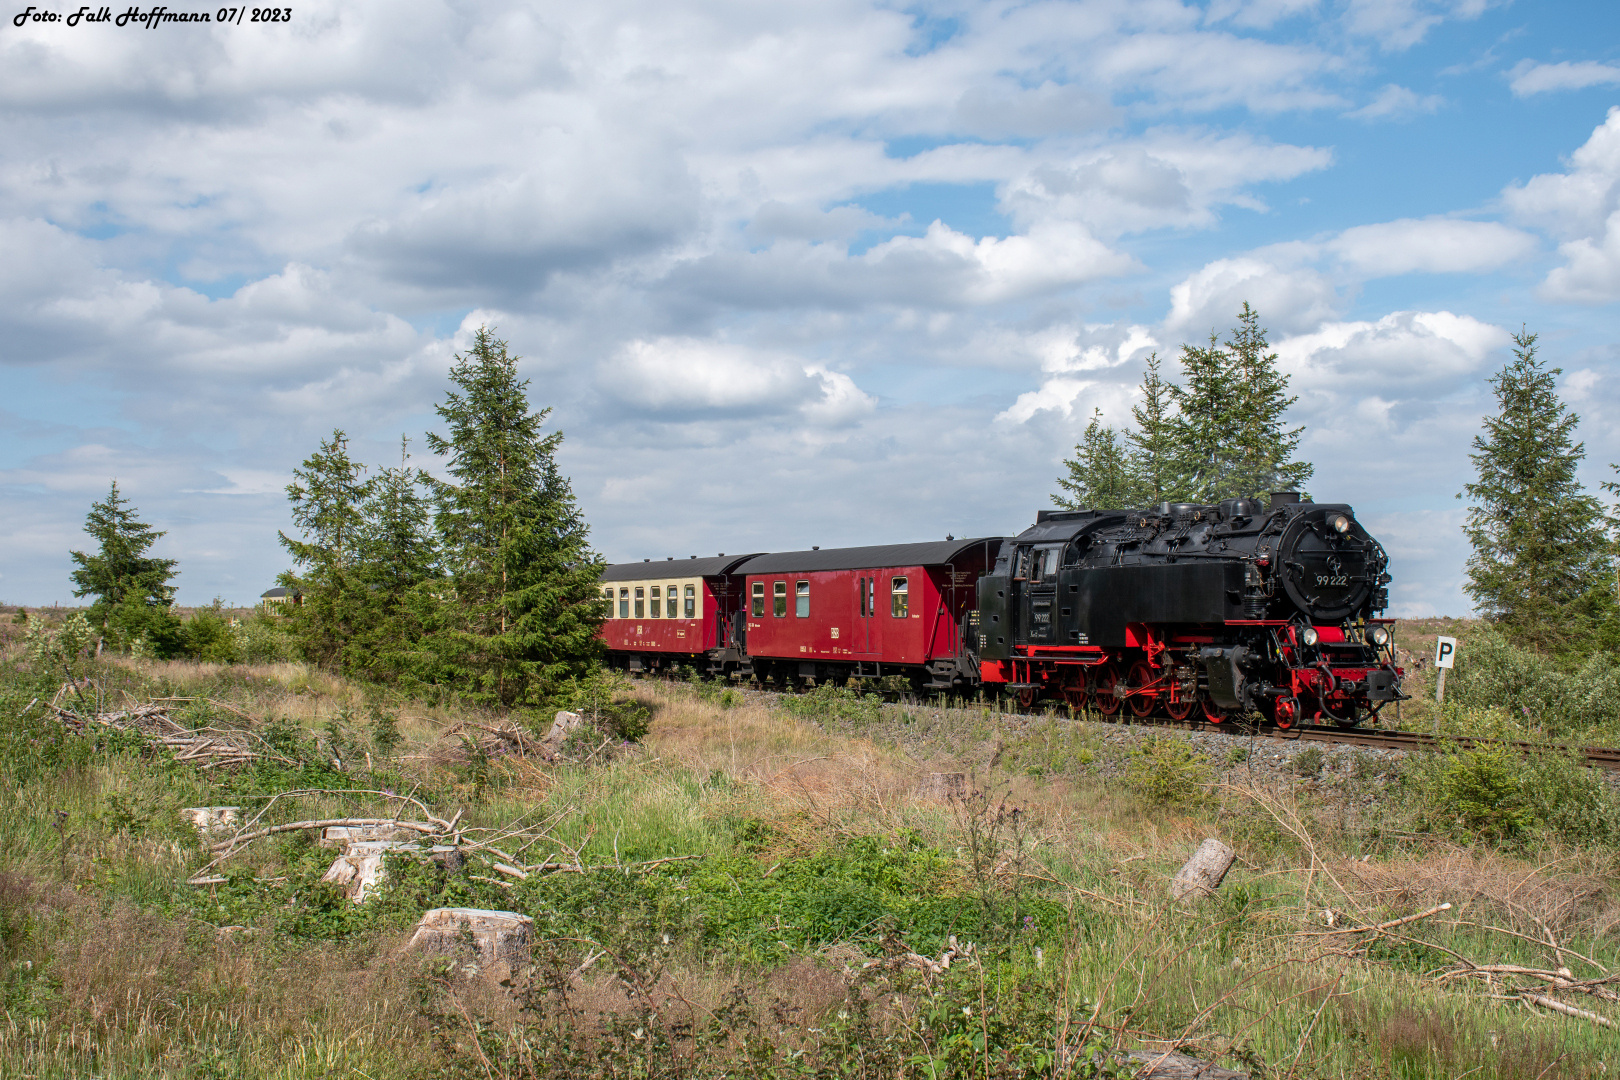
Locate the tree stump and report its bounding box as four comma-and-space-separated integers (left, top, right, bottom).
542, 710, 585, 754
180, 807, 240, 836
1170, 838, 1236, 902
915, 772, 967, 801
407, 908, 533, 976
321, 841, 465, 903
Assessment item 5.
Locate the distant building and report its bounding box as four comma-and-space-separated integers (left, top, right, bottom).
260, 586, 302, 614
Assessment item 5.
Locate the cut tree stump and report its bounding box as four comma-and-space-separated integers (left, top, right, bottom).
320, 841, 465, 903
1170, 838, 1236, 902
407, 907, 533, 976
542, 710, 585, 755
915, 772, 967, 801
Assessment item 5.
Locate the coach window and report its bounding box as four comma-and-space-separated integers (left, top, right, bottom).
795, 580, 810, 617
684, 584, 696, 618
634, 587, 645, 619
649, 586, 661, 618
751, 582, 765, 618
666, 584, 678, 618
618, 588, 630, 619
601, 587, 612, 607
891, 576, 908, 618
773, 581, 788, 617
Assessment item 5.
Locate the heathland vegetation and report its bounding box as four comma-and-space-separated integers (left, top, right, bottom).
4, 314, 1620, 1077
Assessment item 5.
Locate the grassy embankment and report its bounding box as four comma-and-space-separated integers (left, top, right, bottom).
1, 611, 1618, 1078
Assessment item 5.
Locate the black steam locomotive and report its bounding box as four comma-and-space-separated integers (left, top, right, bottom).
975, 492, 1401, 727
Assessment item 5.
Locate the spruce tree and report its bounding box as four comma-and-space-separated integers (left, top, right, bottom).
1055, 408, 1139, 510
1462, 328, 1610, 652
1124, 352, 1185, 503
69, 481, 183, 653
1224, 303, 1313, 498
422, 327, 606, 706
277, 430, 374, 669
1168, 333, 1240, 502
352, 436, 439, 682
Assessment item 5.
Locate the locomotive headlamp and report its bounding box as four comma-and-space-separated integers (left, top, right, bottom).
1330, 514, 1351, 534
1367, 625, 1390, 646
1301, 627, 1320, 646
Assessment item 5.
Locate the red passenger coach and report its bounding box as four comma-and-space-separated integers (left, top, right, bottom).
738, 539, 1003, 691
599, 555, 760, 674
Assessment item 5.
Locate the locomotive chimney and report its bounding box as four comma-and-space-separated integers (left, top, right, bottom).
1269, 492, 1299, 510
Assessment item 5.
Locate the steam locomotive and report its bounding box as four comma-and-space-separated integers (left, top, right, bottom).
599, 492, 1403, 728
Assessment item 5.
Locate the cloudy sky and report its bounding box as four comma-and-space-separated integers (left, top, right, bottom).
5, 0, 1620, 615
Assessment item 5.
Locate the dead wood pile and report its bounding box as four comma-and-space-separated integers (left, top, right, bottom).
40, 686, 295, 769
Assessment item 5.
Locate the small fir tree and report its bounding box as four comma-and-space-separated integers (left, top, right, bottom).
1124, 352, 1184, 503
277, 430, 374, 669
421, 327, 606, 706
1055, 408, 1139, 510
1462, 328, 1611, 653
351, 436, 439, 682
69, 481, 183, 654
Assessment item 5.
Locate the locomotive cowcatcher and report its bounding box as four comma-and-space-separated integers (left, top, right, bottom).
976, 492, 1402, 727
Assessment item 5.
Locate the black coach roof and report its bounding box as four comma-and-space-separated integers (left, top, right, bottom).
599, 554, 764, 582
738, 538, 1004, 575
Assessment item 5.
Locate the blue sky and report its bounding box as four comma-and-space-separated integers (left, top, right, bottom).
5, 0, 1620, 616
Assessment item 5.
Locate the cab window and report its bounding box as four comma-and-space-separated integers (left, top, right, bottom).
649, 586, 661, 618
891, 576, 908, 618
751, 582, 765, 618
618, 588, 629, 619
666, 584, 678, 618
773, 581, 787, 617
795, 580, 810, 617
684, 584, 696, 618
634, 587, 645, 619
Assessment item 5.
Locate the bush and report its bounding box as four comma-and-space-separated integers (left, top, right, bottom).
1448, 628, 1620, 735
179, 602, 237, 663
231, 612, 298, 664
780, 683, 882, 725
1404, 744, 1620, 848
1124, 735, 1211, 805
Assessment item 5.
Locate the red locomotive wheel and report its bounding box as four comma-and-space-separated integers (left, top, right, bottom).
1200, 694, 1227, 724
1273, 696, 1298, 730
1091, 665, 1122, 716
1016, 686, 1039, 710
1061, 680, 1089, 711
1164, 683, 1196, 721
1126, 661, 1157, 718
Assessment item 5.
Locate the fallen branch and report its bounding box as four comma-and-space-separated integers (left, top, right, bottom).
475, 851, 706, 878
1521, 993, 1619, 1030
1303, 903, 1452, 938
211, 817, 445, 851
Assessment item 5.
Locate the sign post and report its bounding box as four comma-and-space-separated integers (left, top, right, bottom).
1433, 636, 1457, 730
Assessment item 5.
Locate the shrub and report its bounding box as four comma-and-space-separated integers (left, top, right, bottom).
1448, 627, 1620, 735
1124, 735, 1211, 805
1404, 744, 1620, 848
780, 683, 882, 725
179, 602, 238, 663
231, 612, 298, 663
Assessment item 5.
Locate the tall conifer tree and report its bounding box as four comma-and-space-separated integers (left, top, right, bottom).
422, 327, 605, 706
1167, 333, 1240, 502
1462, 328, 1610, 651
352, 436, 439, 682
1224, 303, 1312, 498
70, 481, 183, 654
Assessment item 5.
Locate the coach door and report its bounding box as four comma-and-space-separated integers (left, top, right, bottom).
853, 575, 880, 657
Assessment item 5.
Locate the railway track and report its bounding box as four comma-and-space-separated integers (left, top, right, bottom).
690, 676, 1620, 773
1067, 710, 1620, 770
